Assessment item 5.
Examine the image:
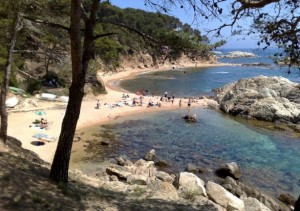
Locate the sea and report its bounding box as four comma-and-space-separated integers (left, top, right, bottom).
71, 48, 300, 199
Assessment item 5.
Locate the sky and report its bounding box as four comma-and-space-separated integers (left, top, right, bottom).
109, 0, 261, 49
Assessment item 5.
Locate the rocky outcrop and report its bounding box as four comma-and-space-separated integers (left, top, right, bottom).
214, 76, 300, 124
220, 51, 256, 58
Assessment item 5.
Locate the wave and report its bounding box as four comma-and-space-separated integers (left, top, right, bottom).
215, 71, 229, 74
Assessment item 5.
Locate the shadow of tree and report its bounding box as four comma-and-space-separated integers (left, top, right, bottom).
0, 137, 221, 211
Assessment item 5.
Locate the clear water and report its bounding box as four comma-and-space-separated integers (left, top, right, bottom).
121, 48, 300, 97
73, 48, 300, 198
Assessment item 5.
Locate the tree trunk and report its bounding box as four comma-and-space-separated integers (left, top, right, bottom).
49, 0, 99, 183
0, 12, 20, 144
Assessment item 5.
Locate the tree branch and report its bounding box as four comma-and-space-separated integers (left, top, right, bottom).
22, 15, 70, 32
93, 32, 118, 40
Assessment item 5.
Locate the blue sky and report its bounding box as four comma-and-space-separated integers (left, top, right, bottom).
109, 0, 260, 49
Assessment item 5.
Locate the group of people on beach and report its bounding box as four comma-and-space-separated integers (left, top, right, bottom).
94, 89, 197, 110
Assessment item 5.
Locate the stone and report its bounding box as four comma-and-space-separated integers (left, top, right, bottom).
144, 149, 156, 161
115, 156, 126, 166
106, 164, 132, 179
110, 175, 118, 181
222, 176, 244, 197
206, 181, 244, 211
216, 162, 241, 179
127, 174, 148, 185
278, 193, 296, 206
147, 180, 179, 201
191, 196, 227, 211
154, 159, 169, 167
243, 197, 271, 211
186, 163, 198, 173
155, 171, 174, 183
183, 115, 197, 123
178, 172, 207, 197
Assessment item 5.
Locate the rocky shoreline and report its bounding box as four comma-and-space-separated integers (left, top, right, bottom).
71, 148, 293, 211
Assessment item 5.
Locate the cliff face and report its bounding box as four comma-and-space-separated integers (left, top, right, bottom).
214, 76, 300, 124
116, 53, 218, 72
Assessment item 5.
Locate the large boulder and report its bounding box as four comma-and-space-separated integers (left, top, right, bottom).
206, 181, 245, 211
243, 197, 271, 211
214, 76, 300, 124
177, 172, 207, 198
216, 162, 241, 180
147, 180, 179, 201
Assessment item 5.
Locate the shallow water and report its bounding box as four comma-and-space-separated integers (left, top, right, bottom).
72, 107, 300, 198
71, 48, 300, 199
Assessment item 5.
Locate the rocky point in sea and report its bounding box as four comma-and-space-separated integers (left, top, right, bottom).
213, 75, 300, 130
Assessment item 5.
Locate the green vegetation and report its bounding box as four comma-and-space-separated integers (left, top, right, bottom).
0, 1, 223, 94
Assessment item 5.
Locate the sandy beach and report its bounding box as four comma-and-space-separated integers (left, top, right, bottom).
7, 62, 224, 163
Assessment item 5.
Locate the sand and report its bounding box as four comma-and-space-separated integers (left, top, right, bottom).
7, 62, 225, 163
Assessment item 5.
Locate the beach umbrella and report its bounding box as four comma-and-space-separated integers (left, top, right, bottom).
33, 133, 48, 139
35, 110, 46, 116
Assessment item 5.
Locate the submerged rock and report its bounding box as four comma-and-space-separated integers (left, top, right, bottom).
183, 114, 197, 123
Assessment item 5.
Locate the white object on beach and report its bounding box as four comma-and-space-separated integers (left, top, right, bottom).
5, 96, 19, 108
58, 96, 69, 102
41, 93, 56, 101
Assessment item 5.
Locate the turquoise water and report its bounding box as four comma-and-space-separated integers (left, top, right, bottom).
121, 48, 300, 97
75, 48, 300, 198
82, 108, 300, 198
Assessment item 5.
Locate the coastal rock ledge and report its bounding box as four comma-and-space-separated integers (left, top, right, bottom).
214, 75, 300, 124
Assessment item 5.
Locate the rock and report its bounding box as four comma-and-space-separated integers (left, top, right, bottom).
243, 197, 271, 211
295, 195, 300, 211
155, 171, 174, 183
186, 163, 198, 173
216, 162, 241, 179
177, 172, 207, 198
278, 193, 296, 206
144, 149, 156, 161
147, 181, 179, 201
154, 159, 169, 167
100, 140, 110, 146
191, 196, 227, 210
222, 176, 244, 197
206, 181, 244, 210
214, 76, 300, 125
183, 115, 197, 123
240, 183, 284, 210
106, 164, 132, 179
109, 175, 118, 181
220, 51, 256, 58
127, 174, 148, 185
115, 156, 127, 166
